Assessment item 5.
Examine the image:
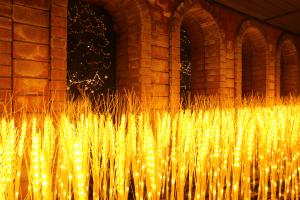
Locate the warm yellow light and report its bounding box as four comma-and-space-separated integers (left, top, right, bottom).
0, 97, 300, 199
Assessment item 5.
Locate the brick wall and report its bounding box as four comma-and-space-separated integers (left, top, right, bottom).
0, 0, 300, 111
12, 1, 51, 112
0, 0, 12, 111
149, 0, 170, 108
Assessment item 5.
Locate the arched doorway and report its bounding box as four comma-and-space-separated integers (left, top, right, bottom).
235, 21, 269, 98
170, 2, 225, 107
278, 37, 299, 96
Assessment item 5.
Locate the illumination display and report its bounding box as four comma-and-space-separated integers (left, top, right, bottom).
67, 0, 116, 99
1, 97, 300, 199
180, 28, 192, 96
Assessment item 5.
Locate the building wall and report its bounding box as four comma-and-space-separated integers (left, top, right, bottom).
0, 0, 300, 111
0, 0, 13, 112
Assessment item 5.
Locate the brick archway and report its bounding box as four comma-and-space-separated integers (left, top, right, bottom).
234, 20, 271, 98
50, 0, 151, 108
276, 34, 299, 97
169, 1, 226, 107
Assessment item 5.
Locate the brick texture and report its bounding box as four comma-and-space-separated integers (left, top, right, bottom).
49, 1, 68, 111
0, 0, 299, 112
13, 5, 49, 27
11, 2, 50, 113
0, 1, 12, 102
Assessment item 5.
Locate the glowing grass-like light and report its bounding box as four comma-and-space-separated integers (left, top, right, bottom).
0, 97, 300, 199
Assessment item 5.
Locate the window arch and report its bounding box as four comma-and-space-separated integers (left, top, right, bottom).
276, 35, 299, 97
235, 20, 270, 98
170, 1, 226, 107
50, 0, 151, 105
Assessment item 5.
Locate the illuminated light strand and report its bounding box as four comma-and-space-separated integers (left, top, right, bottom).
30, 117, 42, 200
0, 98, 299, 199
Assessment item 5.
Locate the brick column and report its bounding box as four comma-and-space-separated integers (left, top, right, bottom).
223, 40, 235, 98
266, 43, 275, 100
50, 0, 67, 111
150, 6, 170, 109
0, 0, 12, 111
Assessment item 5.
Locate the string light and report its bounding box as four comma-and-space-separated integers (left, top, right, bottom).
0, 97, 299, 199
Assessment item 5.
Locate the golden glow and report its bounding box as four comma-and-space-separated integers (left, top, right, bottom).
0, 97, 300, 199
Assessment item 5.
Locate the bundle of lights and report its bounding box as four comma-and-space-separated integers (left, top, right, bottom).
0, 96, 300, 200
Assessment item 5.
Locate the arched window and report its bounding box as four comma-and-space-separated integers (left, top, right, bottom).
241, 30, 267, 97
67, 0, 116, 100
235, 22, 269, 98
279, 40, 299, 96
171, 3, 224, 107
180, 28, 192, 99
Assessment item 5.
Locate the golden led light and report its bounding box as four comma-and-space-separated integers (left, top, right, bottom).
0, 97, 299, 199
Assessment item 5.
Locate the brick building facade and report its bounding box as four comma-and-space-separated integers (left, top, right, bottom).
0, 0, 299, 110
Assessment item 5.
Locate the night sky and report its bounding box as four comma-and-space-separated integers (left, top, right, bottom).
67, 0, 116, 100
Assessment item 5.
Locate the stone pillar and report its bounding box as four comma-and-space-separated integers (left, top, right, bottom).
223, 40, 235, 99
150, 1, 171, 109
0, 0, 13, 112
50, 0, 67, 112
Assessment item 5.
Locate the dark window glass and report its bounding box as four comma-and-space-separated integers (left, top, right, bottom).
67, 0, 116, 100
180, 28, 192, 98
